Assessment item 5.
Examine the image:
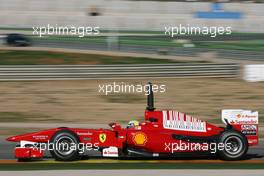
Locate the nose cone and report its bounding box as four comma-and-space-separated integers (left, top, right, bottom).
5, 128, 57, 143
6, 136, 18, 142
6, 133, 35, 142
6, 133, 32, 142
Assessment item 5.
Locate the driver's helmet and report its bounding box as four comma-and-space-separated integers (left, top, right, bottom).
127, 120, 139, 129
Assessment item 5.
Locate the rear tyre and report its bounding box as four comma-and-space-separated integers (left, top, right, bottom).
50, 130, 80, 161
217, 130, 248, 161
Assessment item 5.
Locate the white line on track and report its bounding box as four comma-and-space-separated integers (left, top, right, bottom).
0, 170, 264, 176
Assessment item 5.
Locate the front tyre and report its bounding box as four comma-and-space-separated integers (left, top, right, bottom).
50, 130, 80, 161
218, 130, 248, 161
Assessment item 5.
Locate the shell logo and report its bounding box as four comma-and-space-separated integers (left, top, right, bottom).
133, 132, 148, 146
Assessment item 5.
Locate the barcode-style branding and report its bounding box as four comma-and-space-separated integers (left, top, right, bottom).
163, 111, 206, 132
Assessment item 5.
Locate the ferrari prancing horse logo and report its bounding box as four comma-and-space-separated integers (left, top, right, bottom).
99, 133, 107, 143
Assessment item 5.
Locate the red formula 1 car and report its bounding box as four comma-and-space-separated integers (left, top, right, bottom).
6, 83, 259, 161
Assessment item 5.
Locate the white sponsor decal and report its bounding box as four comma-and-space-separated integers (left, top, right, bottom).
241, 125, 257, 131
77, 132, 93, 136
163, 111, 206, 132
248, 139, 258, 144
102, 147, 118, 157
32, 135, 48, 140
221, 109, 258, 125
20, 140, 37, 148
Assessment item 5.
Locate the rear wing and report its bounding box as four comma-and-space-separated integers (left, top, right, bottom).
146, 82, 155, 111
222, 109, 259, 146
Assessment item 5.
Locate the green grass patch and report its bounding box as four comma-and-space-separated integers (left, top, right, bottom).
193, 40, 264, 52
32, 36, 183, 47
32, 35, 264, 52
0, 50, 193, 65
0, 163, 263, 170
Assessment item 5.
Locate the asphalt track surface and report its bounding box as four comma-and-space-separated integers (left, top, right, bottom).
33, 40, 264, 62
0, 170, 264, 176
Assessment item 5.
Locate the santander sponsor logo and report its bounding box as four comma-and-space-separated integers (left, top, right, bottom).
102, 147, 118, 157
222, 109, 258, 125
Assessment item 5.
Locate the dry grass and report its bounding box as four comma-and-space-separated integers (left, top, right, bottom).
0, 78, 263, 125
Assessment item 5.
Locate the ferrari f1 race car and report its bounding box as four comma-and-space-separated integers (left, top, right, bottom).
6, 83, 259, 161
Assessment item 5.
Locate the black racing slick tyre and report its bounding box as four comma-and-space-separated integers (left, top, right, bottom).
217, 130, 248, 161
50, 130, 80, 161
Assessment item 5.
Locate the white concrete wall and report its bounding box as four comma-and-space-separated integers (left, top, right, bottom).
0, 0, 263, 32
244, 65, 264, 82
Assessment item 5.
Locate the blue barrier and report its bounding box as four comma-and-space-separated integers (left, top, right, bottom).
195, 3, 242, 19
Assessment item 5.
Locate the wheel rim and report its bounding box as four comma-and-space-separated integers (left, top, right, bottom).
55, 136, 76, 156
224, 136, 243, 155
